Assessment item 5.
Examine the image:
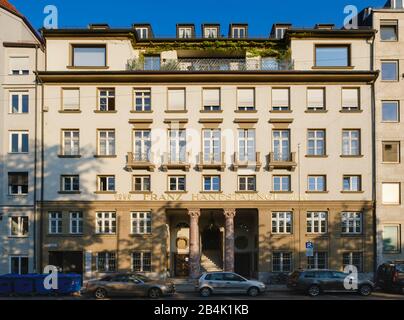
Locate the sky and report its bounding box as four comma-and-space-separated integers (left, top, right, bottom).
12, 0, 386, 37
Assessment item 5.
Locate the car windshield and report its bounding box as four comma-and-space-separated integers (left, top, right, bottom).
134, 274, 151, 282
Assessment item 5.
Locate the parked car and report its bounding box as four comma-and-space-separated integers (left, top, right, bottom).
376, 262, 404, 293
287, 269, 374, 297
83, 273, 175, 299
197, 272, 266, 297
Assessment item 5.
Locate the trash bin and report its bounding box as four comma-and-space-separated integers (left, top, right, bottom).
13, 274, 34, 295
33, 274, 53, 295
56, 274, 82, 295
0, 275, 13, 296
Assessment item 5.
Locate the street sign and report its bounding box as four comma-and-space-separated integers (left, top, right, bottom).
306, 241, 314, 257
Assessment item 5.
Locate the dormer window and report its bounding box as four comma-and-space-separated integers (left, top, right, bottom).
232, 27, 247, 39
178, 27, 192, 39
136, 28, 148, 39
392, 0, 403, 9
204, 27, 218, 38
275, 28, 287, 39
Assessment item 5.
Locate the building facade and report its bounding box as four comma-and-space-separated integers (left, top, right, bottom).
0, 0, 43, 275
36, 23, 377, 281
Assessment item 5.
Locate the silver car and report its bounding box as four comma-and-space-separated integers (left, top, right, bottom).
197, 272, 266, 297
83, 273, 175, 299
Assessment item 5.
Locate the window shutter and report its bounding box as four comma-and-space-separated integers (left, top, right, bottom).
272, 88, 289, 107
203, 89, 220, 106
342, 88, 359, 109
382, 183, 400, 204
307, 89, 324, 108
9, 57, 29, 73
63, 89, 80, 110
168, 89, 185, 110
237, 89, 254, 107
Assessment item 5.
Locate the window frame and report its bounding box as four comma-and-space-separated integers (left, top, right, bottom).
238, 175, 256, 192
271, 87, 290, 111
97, 129, 116, 156
69, 211, 83, 234
61, 175, 80, 192
132, 175, 151, 192
131, 212, 152, 235
341, 212, 363, 235
383, 224, 401, 253
307, 87, 326, 111
9, 131, 29, 154
48, 212, 62, 234
96, 251, 116, 272
341, 87, 360, 111
61, 129, 80, 156
307, 175, 327, 192
97, 88, 115, 112
97, 175, 116, 192
307, 252, 328, 270
342, 175, 362, 192
272, 175, 291, 192
8, 172, 28, 196
168, 175, 186, 192
9, 56, 30, 75
71, 44, 107, 68
10, 216, 29, 237
203, 175, 221, 192
314, 44, 351, 68
271, 212, 293, 234
96, 212, 116, 234
381, 60, 399, 81
342, 129, 361, 156
342, 252, 363, 272
272, 252, 292, 272
133, 88, 152, 112
9, 256, 29, 274
132, 251, 152, 272
382, 141, 400, 163
237, 88, 255, 111
382, 182, 401, 205
306, 211, 328, 234
167, 88, 186, 111
307, 129, 326, 156
202, 88, 221, 111
380, 21, 398, 42
9, 91, 29, 114
382, 101, 400, 123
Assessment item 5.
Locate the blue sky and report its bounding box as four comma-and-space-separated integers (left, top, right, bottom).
13, 0, 386, 37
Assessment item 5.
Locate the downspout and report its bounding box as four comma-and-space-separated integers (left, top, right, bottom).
39, 76, 45, 271
33, 44, 39, 273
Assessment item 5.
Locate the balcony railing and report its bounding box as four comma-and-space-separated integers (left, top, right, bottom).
233, 152, 261, 172
162, 152, 191, 172
197, 152, 226, 171
268, 152, 297, 171
126, 152, 155, 171
126, 58, 294, 72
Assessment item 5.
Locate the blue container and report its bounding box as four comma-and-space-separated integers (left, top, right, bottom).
0, 276, 13, 295
13, 274, 34, 295
33, 274, 53, 295
55, 274, 82, 295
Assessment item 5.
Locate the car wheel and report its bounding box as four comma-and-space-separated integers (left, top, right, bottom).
358, 285, 372, 296
94, 288, 107, 299
148, 288, 162, 299
307, 285, 321, 297
247, 287, 260, 297
199, 287, 212, 297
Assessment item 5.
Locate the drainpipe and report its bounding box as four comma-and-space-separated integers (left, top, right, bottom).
39, 77, 45, 271
33, 44, 39, 273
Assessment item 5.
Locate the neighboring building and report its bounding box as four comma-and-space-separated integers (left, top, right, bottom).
359, 0, 404, 265
36, 22, 377, 281
0, 0, 43, 274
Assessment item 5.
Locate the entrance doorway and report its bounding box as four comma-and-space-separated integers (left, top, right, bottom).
49, 251, 83, 274
235, 253, 251, 278
174, 254, 189, 277
202, 226, 222, 251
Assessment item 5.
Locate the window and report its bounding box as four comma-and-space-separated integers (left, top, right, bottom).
232, 27, 246, 38
98, 130, 115, 156
342, 129, 360, 156
62, 88, 80, 111
8, 172, 28, 195
97, 252, 116, 272
61, 175, 80, 192
238, 129, 256, 162
382, 183, 401, 204
342, 88, 360, 111
343, 175, 362, 192
133, 175, 151, 192
203, 88, 221, 111
96, 212, 116, 234
272, 130, 290, 161
307, 130, 325, 156
238, 176, 256, 192
392, 0, 404, 8
72, 45, 106, 67
307, 88, 325, 111
131, 212, 152, 234
203, 176, 221, 192
383, 141, 400, 163
10, 256, 29, 274
98, 88, 115, 111
272, 252, 292, 272
133, 130, 151, 161
168, 88, 185, 111
272, 212, 292, 234
204, 27, 218, 38
237, 88, 255, 111
9, 131, 29, 153
315, 45, 349, 67
62, 130, 80, 156
10, 216, 28, 237
273, 175, 291, 192
272, 88, 290, 111
381, 61, 399, 81
306, 212, 327, 233
136, 27, 148, 39
10, 92, 29, 113
178, 27, 192, 38
98, 176, 115, 192
203, 129, 221, 162
134, 89, 151, 112
308, 175, 326, 192
144, 56, 160, 71
169, 129, 186, 162
380, 21, 398, 41
49, 212, 62, 234
382, 101, 399, 122
341, 212, 362, 234
70, 212, 83, 234
343, 252, 363, 272
9, 56, 29, 75
169, 176, 186, 192
275, 28, 287, 40
307, 252, 328, 270
132, 252, 151, 272
383, 225, 401, 253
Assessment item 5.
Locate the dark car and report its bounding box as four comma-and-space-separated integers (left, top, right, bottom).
287, 269, 374, 297
376, 262, 404, 293
82, 273, 175, 299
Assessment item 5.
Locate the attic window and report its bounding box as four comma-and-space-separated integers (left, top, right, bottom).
178, 27, 192, 39
72, 45, 106, 67
204, 27, 218, 38
136, 28, 149, 39
315, 45, 350, 67
275, 28, 287, 39
392, 0, 404, 9
232, 27, 246, 39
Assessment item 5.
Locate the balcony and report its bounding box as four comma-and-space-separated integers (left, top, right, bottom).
126, 152, 155, 171
161, 152, 191, 172
232, 152, 262, 172
126, 58, 294, 72
268, 152, 297, 171
197, 152, 226, 171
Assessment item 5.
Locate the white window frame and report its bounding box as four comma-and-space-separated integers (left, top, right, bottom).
232, 27, 246, 38
9, 91, 29, 113
343, 175, 361, 192
203, 175, 221, 192
381, 60, 399, 81
273, 175, 291, 192
133, 130, 151, 161
342, 129, 360, 156
169, 129, 186, 162
8, 172, 28, 195
178, 27, 192, 38
70, 211, 83, 234
136, 28, 148, 39
132, 251, 152, 272
382, 101, 400, 122
308, 175, 326, 192
62, 130, 80, 156
307, 129, 325, 156
271, 212, 293, 234
98, 176, 115, 192
98, 130, 116, 156
238, 129, 256, 162
96, 212, 116, 234
203, 129, 221, 162
133, 175, 151, 192
383, 225, 401, 253
342, 252, 363, 272
341, 212, 362, 234
169, 176, 186, 192
204, 27, 218, 38
272, 252, 292, 272
49, 212, 62, 234
9, 131, 29, 153
131, 212, 152, 234
10, 216, 29, 237
98, 88, 115, 111
306, 212, 328, 234
96, 252, 116, 272
134, 89, 151, 112
238, 175, 256, 192
392, 0, 404, 9
307, 252, 328, 270
9, 256, 29, 274
61, 175, 80, 192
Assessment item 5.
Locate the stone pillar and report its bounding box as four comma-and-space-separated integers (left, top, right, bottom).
224, 208, 236, 272
188, 209, 201, 279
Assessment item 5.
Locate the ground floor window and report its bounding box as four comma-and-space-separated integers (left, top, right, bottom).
307, 252, 328, 270
10, 256, 29, 274
272, 252, 292, 272
96, 252, 116, 272
342, 252, 363, 272
132, 251, 152, 272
